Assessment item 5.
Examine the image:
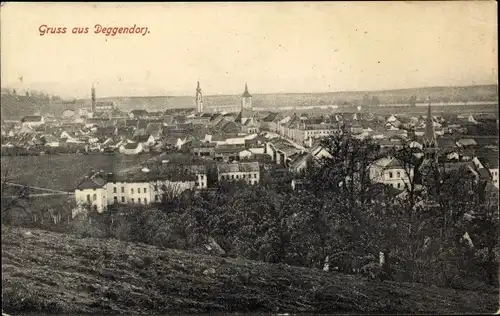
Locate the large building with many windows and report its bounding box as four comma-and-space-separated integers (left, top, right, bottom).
74, 164, 207, 212
217, 161, 260, 185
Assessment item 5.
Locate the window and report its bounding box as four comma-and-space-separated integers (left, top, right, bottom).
154, 185, 158, 191
121, 187, 125, 193
131, 198, 135, 203
243, 174, 246, 179
144, 188, 147, 194
113, 187, 117, 193
389, 172, 393, 178
231, 175, 234, 179
114, 196, 118, 203
138, 188, 141, 194
144, 198, 147, 204
236, 175, 239, 179
138, 198, 141, 204
121, 196, 125, 202
86, 194, 91, 202
254, 173, 257, 178
93, 194, 97, 201
221, 175, 225, 180
131, 188, 134, 194
396, 171, 401, 178
155, 195, 159, 201
397, 183, 401, 189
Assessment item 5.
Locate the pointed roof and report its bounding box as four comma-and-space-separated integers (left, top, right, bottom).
241, 83, 252, 98
422, 101, 437, 147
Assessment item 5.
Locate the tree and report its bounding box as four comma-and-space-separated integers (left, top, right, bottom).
362, 93, 371, 107
390, 143, 424, 211
409, 95, 417, 107
371, 96, 380, 106
1, 158, 33, 225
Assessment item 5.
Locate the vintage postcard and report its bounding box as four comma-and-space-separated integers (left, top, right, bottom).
1, 2, 498, 315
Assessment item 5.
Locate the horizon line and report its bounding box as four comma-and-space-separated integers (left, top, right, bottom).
79, 83, 499, 100
1, 82, 498, 101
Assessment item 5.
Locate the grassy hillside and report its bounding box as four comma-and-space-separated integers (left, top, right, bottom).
1, 226, 498, 315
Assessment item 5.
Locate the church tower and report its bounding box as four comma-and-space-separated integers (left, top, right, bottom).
422, 99, 438, 160
91, 83, 96, 113
241, 83, 252, 109
196, 81, 203, 113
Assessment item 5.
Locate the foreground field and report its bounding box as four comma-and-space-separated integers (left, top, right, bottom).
1, 153, 158, 191
1, 226, 498, 315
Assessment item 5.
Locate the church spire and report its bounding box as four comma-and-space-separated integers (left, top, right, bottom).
91, 83, 96, 113
423, 100, 436, 146
195, 80, 203, 113
242, 82, 252, 98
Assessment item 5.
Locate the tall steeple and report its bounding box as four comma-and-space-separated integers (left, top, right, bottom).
91, 83, 96, 113
423, 100, 436, 147
241, 82, 252, 109
195, 81, 203, 113
422, 99, 438, 161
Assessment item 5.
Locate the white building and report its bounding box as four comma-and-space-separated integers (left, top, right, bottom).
369, 156, 414, 190
120, 142, 143, 155
21, 115, 45, 128
217, 162, 260, 185
74, 165, 207, 212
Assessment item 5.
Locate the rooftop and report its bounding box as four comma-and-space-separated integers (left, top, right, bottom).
217, 161, 259, 173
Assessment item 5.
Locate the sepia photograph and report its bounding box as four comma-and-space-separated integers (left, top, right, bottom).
1, 1, 499, 315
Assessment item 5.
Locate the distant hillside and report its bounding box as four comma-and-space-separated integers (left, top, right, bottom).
2, 226, 497, 315
1, 85, 497, 118
93, 84, 499, 112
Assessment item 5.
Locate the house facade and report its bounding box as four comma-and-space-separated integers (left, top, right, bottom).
217, 162, 260, 185
74, 166, 207, 212
369, 156, 414, 190
21, 116, 45, 128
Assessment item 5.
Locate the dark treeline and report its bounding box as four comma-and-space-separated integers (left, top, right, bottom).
2, 132, 498, 292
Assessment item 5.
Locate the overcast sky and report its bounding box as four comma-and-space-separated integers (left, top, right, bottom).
1, 2, 497, 99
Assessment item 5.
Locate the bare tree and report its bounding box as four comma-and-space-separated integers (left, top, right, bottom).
1, 157, 33, 224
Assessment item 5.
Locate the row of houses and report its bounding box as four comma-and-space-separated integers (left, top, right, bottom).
74, 161, 261, 212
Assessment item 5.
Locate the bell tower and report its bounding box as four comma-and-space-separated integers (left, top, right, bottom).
422, 99, 438, 161
91, 83, 96, 113
196, 81, 203, 113
241, 83, 252, 109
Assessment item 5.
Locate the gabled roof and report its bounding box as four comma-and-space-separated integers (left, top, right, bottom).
457, 138, 478, 147
21, 116, 43, 123
289, 152, 312, 169
76, 175, 107, 190
217, 162, 259, 173
146, 123, 163, 136
262, 112, 279, 122
130, 109, 149, 116
134, 134, 153, 142
124, 142, 140, 150
374, 157, 403, 169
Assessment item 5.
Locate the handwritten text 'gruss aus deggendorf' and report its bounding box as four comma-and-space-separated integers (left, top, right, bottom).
38, 24, 150, 36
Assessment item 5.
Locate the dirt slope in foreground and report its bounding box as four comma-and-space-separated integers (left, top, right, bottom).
1, 226, 498, 315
